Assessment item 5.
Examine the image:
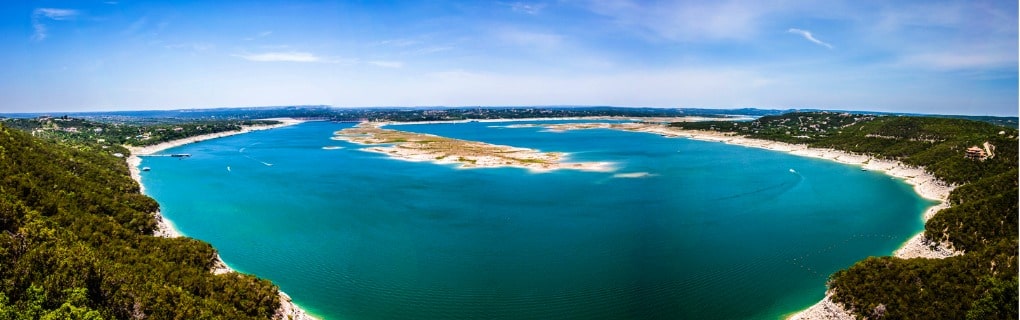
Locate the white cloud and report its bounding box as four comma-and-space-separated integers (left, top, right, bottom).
509, 2, 546, 15
31, 8, 79, 41
235, 52, 322, 62
36, 8, 78, 20
368, 60, 404, 68
787, 28, 833, 49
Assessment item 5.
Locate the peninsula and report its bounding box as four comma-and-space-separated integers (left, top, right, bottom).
333, 122, 614, 172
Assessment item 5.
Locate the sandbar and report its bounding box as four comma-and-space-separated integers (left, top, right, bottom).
333, 122, 615, 173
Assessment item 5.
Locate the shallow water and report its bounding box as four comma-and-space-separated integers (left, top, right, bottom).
141, 121, 932, 319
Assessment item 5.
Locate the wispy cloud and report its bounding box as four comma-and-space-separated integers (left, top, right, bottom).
165, 43, 214, 52
368, 60, 404, 68
509, 2, 546, 15
244, 31, 273, 41
235, 52, 322, 62
411, 46, 453, 55
787, 28, 833, 49
32, 8, 79, 41
123, 17, 148, 35
580, 1, 770, 41
498, 29, 563, 49
900, 51, 1016, 71
375, 38, 420, 47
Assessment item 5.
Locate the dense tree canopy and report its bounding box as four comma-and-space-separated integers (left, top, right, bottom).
0, 124, 282, 319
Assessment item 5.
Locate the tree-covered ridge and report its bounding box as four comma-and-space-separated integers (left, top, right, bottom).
672, 112, 1017, 184
1, 116, 278, 149
673, 113, 1018, 319
0, 123, 282, 319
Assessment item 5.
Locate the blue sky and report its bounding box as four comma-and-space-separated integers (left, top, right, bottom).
1, 1, 1016, 116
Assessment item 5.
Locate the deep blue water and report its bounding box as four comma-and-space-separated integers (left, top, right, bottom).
140, 121, 932, 319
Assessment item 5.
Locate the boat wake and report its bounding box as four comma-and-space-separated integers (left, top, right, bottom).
612, 172, 656, 179
244, 155, 273, 166
714, 170, 803, 201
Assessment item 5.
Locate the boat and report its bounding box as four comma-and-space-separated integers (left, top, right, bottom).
141, 167, 151, 171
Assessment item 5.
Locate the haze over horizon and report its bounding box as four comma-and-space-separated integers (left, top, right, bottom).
1, 1, 1016, 116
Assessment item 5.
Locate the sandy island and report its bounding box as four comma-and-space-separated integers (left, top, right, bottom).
123, 118, 317, 320
511, 121, 960, 320
333, 122, 615, 173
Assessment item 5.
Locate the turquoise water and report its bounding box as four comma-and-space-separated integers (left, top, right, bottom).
140, 121, 933, 319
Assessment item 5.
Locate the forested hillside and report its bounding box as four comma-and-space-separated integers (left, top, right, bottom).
0, 123, 282, 319
1, 117, 277, 149
673, 113, 1018, 319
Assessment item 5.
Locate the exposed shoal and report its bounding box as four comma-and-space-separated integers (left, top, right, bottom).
123, 118, 317, 320
334, 122, 615, 173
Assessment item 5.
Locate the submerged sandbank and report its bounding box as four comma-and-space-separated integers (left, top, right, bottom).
124, 118, 317, 320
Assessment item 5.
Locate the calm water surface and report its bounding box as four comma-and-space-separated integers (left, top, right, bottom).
141, 121, 932, 319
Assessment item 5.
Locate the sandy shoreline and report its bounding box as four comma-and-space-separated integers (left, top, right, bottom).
123, 118, 317, 320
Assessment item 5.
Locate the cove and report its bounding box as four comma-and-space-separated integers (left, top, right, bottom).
139, 121, 933, 319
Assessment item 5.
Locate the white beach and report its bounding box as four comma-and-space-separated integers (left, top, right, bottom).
123, 118, 317, 320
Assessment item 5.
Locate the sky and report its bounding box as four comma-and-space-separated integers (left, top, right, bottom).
0, 1, 1016, 116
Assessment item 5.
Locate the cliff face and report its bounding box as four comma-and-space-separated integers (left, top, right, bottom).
0, 123, 282, 319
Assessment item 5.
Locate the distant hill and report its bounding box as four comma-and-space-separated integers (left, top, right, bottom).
4, 106, 1015, 128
